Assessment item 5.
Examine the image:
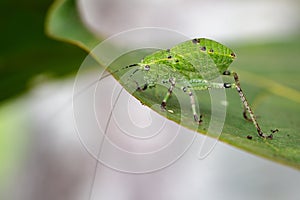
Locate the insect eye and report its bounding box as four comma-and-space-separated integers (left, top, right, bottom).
144, 65, 150, 71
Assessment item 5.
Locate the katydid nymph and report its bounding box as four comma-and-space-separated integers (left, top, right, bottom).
102, 38, 275, 139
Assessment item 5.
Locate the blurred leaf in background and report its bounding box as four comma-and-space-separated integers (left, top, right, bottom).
0, 0, 88, 103
0, 0, 91, 195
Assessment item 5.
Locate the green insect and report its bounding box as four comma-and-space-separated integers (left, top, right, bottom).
104, 38, 274, 139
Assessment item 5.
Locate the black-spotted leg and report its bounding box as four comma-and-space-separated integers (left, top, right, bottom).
223, 70, 268, 138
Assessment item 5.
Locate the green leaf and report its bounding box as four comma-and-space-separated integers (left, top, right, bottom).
47, 0, 300, 170
0, 0, 87, 103
46, 0, 101, 51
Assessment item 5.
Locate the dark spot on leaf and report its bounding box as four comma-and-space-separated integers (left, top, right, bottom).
209, 49, 214, 53
167, 55, 172, 59
175, 59, 179, 63
247, 135, 253, 140
200, 46, 206, 51
231, 53, 236, 58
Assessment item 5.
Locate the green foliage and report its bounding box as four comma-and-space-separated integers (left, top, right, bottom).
0, 0, 87, 103
46, 0, 100, 51
0, 101, 27, 185
46, 0, 300, 170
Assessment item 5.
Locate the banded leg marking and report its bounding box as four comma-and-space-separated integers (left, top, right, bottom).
223, 70, 267, 138
161, 78, 176, 110
183, 87, 202, 124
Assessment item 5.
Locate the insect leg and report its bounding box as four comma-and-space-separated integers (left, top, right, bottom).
222, 73, 251, 121
161, 78, 176, 110
222, 70, 267, 138
136, 83, 148, 91
122, 67, 147, 92
182, 87, 202, 124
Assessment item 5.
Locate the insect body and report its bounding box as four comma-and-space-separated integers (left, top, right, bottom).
108, 38, 273, 139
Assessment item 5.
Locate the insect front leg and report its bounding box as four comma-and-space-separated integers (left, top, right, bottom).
131, 72, 148, 92
161, 78, 176, 110
222, 70, 270, 138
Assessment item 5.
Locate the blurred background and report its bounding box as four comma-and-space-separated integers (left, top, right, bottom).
1, 0, 300, 200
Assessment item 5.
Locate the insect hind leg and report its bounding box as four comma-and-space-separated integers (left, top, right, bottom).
223, 70, 271, 138
243, 109, 253, 122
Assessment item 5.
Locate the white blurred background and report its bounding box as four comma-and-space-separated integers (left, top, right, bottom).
2, 0, 300, 200
78, 0, 300, 42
